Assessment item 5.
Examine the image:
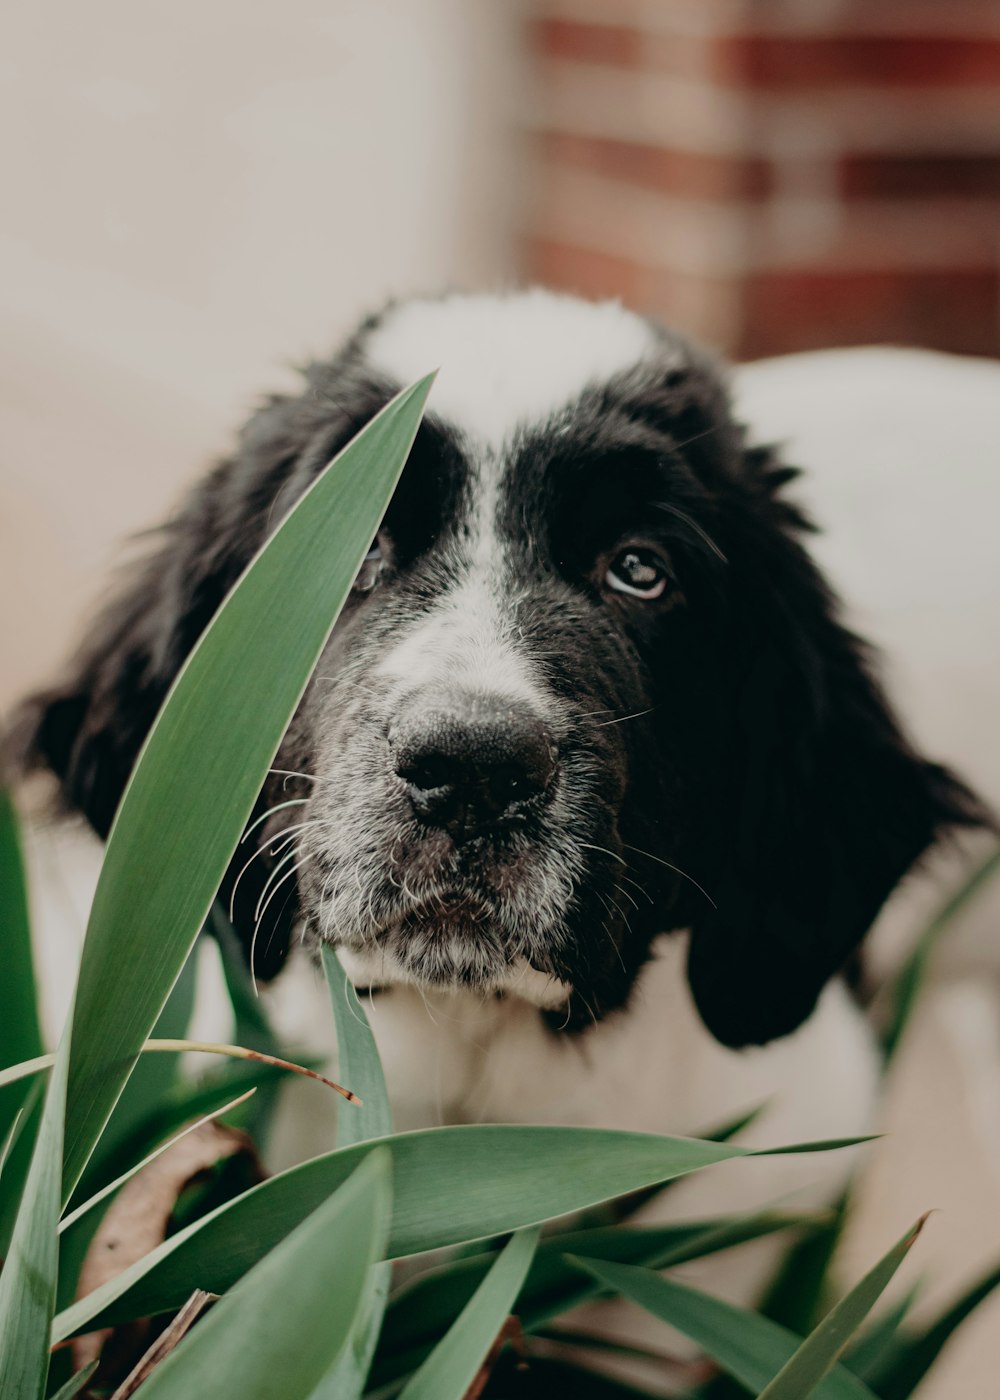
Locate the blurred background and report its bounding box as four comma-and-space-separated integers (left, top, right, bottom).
2, 3, 998, 1394
3, 0, 999, 706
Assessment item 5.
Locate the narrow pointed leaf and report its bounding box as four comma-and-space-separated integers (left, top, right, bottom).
0, 1021, 72, 1400
0, 788, 43, 1141
866, 1258, 1000, 1400
323, 944, 391, 1147
48, 1360, 98, 1400
840, 1284, 921, 1385
306, 946, 394, 1398
882, 847, 1000, 1063
754, 1217, 926, 1398
55, 1127, 860, 1344
132, 1150, 392, 1400
398, 1227, 539, 1400
58, 376, 433, 1202
373, 1212, 813, 1389
567, 1257, 877, 1400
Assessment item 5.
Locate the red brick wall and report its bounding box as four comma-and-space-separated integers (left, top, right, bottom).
522, 1, 1000, 359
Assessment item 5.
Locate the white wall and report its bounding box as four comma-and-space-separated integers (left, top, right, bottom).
0, 0, 525, 707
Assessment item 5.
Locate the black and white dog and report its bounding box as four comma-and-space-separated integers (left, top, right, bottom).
15, 290, 988, 1335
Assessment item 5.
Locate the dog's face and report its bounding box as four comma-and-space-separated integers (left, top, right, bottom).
18, 291, 981, 1046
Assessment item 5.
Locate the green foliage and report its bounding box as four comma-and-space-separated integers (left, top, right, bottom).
1, 387, 998, 1398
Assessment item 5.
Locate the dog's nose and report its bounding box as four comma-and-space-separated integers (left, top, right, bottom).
393, 698, 557, 842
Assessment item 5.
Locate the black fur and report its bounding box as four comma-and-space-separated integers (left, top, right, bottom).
12, 299, 987, 1046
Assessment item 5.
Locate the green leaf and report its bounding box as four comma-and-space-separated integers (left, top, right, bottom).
757, 1193, 848, 1338
72, 944, 198, 1205
0, 788, 43, 1140
840, 1284, 921, 1385
373, 1212, 813, 1389
0, 1079, 43, 1259
323, 944, 391, 1147
55, 1127, 859, 1344
567, 1257, 877, 1400
754, 1217, 926, 1399
397, 1227, 539, 1400
306, 946, 394, 1399
47, 1361, 98, 1400
206, 901, 286, 1143
58, 376, 433, 1203
882, 847, 1000, 1063
132, 1149, 392, 1400
864, 1258, 1000, 1400
0, 1021, 72, 1400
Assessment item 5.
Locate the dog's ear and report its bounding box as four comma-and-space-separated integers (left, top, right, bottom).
10, 373, 368, 973
685, 445, 988, 1048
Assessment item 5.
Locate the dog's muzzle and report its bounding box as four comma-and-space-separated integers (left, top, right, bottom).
389, 692, 558, 845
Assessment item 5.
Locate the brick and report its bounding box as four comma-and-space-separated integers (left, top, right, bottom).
530, 18, 643, 67
728, 35, 1000, 89
531, 23, 1000, 90
537, 131, 773, 199
739, 267, 1000, 358
840, 152, 1000, 199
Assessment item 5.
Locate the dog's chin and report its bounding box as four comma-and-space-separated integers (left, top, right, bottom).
332, 921, 573, 1011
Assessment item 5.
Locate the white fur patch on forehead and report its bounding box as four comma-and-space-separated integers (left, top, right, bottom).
363, 289, 660, 448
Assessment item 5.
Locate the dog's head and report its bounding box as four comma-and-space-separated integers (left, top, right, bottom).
15, 290, 985, 1046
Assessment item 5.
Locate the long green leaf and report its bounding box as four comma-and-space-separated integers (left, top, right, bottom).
57, 1131, 861, 1346
373, 1212, 813, 1389
755, 1217, 925, 1399
133, 1149, 392, 1400
398, 1227, 539, 1400
865, 1258, 1000, 1400
882, 847, 1000, 1063
306, 946, 394, 1399
839, 1285, 921, 1385
0, 788, 43, 1141
47, 1360, 98, 1400
59, 376, 433, 1202
54, 1125, 805, 1341
0, 1019, 72, 1400
567, 1258, 878, 1400
323, 945, 391, 1147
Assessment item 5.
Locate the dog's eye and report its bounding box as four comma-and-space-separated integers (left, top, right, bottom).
353, 541, 384, 595
605, 548, 670, 600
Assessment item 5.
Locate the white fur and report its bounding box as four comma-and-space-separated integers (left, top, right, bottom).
364, 288, 659, 450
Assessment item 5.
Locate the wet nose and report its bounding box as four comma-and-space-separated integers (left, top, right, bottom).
392, 697, 557, 843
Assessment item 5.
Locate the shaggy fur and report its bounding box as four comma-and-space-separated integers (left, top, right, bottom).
15, 289, 985, 1056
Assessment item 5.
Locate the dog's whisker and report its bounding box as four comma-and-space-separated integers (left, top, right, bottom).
241, 797, 308, 842
254, 853, 314, 949
622, 843, 717, 909
268, 767, 327, 785
596, 707, 656, 728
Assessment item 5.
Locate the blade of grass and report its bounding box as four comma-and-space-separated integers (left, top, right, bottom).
567, 1258, 878, 1400
206, 902, 286, 1144
73, 947, 198, 1203
306, 946, 394, 1399
59, 376, 432, 1202
882, 847, 1000, 1064
864, 1258, 1000, 1400
372, 1212, 815, 1389
53, 1126, 863, 1343
0, 1018, 72, 1400
0, 1039, 356, 1098
131, 1149, 392, 1400
48, 1360, 98, 1400
58, 1087, 257, 1232
0, 787, 43, 1140
839, 1284, 921, 1385
397, 1227, 539, 1400
754, 1216, 926, 1399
